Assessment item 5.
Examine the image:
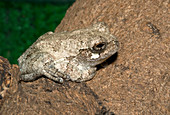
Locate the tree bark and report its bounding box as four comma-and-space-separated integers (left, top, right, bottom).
0, 0, 169, 114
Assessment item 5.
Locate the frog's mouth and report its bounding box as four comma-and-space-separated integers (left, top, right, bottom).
90, 51, 118, 67
95, 52, 118, 70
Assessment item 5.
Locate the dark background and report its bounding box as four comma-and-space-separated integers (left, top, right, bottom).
0, 0, 75, 64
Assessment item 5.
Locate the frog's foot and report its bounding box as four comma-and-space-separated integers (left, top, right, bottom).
42, 70, 64, 83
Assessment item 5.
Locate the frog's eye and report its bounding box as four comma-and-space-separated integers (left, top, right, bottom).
91, 42, 107, 53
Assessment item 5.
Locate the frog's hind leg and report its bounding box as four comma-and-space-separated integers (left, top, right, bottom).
20, 71, 64, 83
20, 52, 70, 83
20, 73, 40, 81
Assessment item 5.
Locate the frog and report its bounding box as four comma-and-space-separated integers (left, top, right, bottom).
18, 22, 119, 83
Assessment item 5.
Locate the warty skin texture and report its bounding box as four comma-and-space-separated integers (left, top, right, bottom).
18, 22, 119, 83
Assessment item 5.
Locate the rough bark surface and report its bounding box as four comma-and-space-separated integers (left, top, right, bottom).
0, 57, 19, 110
0, 0, 169, 114
0, 57, 109, 114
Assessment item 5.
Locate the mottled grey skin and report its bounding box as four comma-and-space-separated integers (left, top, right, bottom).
18, 22, 119, 83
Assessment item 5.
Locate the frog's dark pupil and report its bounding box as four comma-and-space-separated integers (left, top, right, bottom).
91, 42, 107, 53
96, 43, 105, 48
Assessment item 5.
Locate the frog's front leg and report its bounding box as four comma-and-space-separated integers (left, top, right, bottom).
66, 58, 97, 82
20, 52, 70, 83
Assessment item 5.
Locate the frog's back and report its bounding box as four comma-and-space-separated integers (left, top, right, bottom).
18, 32, 62, 63
18, 31, 80, 65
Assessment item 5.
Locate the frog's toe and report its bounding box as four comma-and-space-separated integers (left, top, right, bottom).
43, 70, 64, 83
58, 78, 64, 83
65, 74, 71, 81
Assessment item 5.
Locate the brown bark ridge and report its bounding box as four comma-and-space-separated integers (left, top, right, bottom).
0, 57, 19, 110
0, 0, 169, 114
